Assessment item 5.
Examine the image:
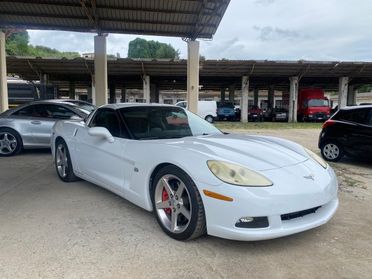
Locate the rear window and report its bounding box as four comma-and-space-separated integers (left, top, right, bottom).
217, 102, 234, 108
333, 108, 370, 125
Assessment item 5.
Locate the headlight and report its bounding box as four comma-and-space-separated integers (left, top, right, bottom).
304, 148, 328, 169
207, 160, 273, 187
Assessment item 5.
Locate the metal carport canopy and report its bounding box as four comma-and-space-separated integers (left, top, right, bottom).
0, 0, 231, 112
6, 57, 372, 90
0, 0, 230, 39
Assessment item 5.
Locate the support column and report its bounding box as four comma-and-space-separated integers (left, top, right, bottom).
87, 75, 95, 104
229, 85, 235, 103
109, 82, 116, 104
220, 87, 226, 102
94, 34, 108, 106
268, 85, 274, 109
288, 76, 299, 123
241, 76, 249, 123
338, 77, 349, 109
69, 81, 76, 100
121, 86, 126, 102
40, 73, 48, 100
253, 87, 259, 107
0, 31, 8, 112
154, 85, 160, 103
347, 84, 356, 106
143, 75, 150, 103
187, 40, 200, 114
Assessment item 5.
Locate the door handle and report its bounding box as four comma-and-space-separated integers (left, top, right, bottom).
31, 120, 41, 125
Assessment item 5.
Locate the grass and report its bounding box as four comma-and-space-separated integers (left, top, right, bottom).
214, 121, 323, 130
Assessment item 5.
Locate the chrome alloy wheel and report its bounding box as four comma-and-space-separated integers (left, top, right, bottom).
56, 144, 68, 178
154, 174, 192, 233
0, 132, 17, 155
323, 143, 340, 160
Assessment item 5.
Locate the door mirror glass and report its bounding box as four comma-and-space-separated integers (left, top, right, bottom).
88, 127, 115, 143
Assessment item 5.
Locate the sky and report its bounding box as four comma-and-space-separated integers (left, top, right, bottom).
28, 0, 372, 61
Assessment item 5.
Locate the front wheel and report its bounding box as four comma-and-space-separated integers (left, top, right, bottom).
55, 140, 79, 182
0, 128, 22, 157
205, 115, 214, 123
321, 142, 344, 162
151, 165, 206, 241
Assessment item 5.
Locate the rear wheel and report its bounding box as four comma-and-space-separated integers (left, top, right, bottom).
0, 128, 22, 157
151, 165, 206, 241
321, 142, 344, 162
55, 140, 79, 182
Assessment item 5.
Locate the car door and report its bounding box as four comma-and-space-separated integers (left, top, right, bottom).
74, 108, 129, 193
30, 104, 79, 146
8, 104, 38, 146
363, 108, 372, 157
342, 108, 371, 157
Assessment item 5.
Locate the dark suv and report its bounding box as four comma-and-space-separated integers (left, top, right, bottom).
318, 105, 372, 162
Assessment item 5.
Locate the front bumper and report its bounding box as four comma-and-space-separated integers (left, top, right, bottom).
199, 160, 339, 241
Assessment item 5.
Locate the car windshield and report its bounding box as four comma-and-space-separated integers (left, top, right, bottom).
217, 102, 234, 108
307, 99, 329, 107
119, 106, 222, 140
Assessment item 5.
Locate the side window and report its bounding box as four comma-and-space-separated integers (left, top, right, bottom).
367, 109, 372, 126
333, 109, 369, 125
45, 105, 77, 119
90, 109, 121, 137
12, 105, 36, 117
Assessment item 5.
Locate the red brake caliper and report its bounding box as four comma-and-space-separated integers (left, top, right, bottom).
162, 188, 172, 215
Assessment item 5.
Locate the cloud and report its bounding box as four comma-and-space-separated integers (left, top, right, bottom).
253, 26, 301, 41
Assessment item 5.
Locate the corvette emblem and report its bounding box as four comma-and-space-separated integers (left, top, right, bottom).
304, 174, 315, 181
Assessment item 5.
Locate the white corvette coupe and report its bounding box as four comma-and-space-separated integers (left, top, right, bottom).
52, 104, 338, 241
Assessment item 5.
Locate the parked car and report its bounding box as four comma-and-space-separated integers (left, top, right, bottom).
217, 102, 236, 121
234, 105, 241, 121
319, 105, 372, 162
271, 108, 289, 122
248, 106, 264, 122
175, 100, 217, 123
52, 103, 338, 241
0, 100, 93, 156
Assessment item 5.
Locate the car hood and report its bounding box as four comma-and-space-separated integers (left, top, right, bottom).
163, 134, 308, 171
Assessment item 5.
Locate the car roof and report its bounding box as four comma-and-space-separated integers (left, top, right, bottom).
340, 105, 372, 110
101, 103, 178, 110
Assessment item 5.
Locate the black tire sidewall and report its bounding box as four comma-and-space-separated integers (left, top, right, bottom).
0, 128, 23, 156
151, 165, 205, 241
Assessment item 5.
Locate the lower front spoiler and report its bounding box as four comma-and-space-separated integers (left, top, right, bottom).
207, 197, 338, 241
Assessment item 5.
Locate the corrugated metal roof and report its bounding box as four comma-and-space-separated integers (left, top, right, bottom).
6, 56, 372, 90
0, 0, 230, 39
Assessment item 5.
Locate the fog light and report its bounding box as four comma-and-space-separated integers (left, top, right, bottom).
235, 216, 269, 228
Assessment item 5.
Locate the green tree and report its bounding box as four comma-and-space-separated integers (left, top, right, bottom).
5, 30, 30, 56
5, 29, 80, 58
128, 38, 180, 59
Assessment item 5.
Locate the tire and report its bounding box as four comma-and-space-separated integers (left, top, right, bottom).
205, 115, 214, 123
151, 165, 206, 241
0, 128, 23, 157
321, 142, 344, 162
55, 139, 79, 182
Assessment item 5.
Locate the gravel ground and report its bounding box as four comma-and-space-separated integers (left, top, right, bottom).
0, 129, 371, 279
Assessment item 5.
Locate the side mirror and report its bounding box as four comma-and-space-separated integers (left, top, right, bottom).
88, 127, 115, 143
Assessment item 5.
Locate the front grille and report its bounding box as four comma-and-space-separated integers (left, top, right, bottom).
281, 206, 321, 221
314, 113, 326, 119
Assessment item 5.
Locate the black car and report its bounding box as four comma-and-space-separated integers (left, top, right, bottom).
318, 105, 372, 162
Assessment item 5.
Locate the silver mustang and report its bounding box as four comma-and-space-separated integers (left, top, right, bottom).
0, 100, 95, 156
